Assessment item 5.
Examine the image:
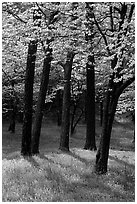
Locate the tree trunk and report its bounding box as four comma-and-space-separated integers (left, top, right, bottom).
32, 47, 52, 154
59, 51, 75, 151
95, 91, 118, 174
84, 55, 97, 150
56, 89, 62, 126
8, 105, 16, 133
70, 102, 77, 135
71, 107, 83, 136
95, 72, 121, 173
21, 40, 37, 156
100, 101, 103, 126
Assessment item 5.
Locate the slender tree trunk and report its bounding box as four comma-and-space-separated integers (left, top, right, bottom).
59, 51, 75, 151
21, 40, 37, 156
8, 104, 16, 133
70, 102, 77, 135
71, 107, 83, 135
95, 91, 118, 174
84, 90, 87, 123
32, 47, 52, 154
100, 101, 103, 126
56, 89, 62, 126
84, 55, 97, 150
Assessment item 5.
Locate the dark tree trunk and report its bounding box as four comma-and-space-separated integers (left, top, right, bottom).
95, 83, 118, 174
21, 40, 37, 156
59, 51, 75, 151
32, 47, 52, 155
131, 110, 135, 143
100, 101, 103, 126
8, 106, 16, 133
84, 90, 87, 123
94, 3, 135, 174
84, 55, 97, 150
71, 107, 83, 135
95, 96, 118, 173
95, 75, 135, 174
70, 102, 77, 135
56, 89, 62, 126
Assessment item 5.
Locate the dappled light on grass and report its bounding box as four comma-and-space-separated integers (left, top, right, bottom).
2, 147, 134, 202
2, 122, 135, 202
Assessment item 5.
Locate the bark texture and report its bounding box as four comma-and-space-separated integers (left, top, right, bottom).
32, 46, 52, 154
59, 51, 75, 151
95, 3, 135, 174
56, 89, 62, 126
95, 74, 135, 174
84, 55, 97, 150
21, 40, 37, 156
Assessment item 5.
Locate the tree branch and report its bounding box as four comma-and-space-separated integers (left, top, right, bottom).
117, 76, 135, 97
110, 6, 114, 32
36, 2, 47, 19
128, 3, 135, 22
4, 7, 27, 24
93, 14, 111, 56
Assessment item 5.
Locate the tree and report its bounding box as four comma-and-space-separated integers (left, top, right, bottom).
70, 72, 85, 135
32, 43, 52, 154
84, 55, 96, 150
94, 2, 135, 174
21, 40, 38, 156
59, 51, 75, 151
84, 3, 97, 150
56, 89, 63, 126
2, 4, 28, 125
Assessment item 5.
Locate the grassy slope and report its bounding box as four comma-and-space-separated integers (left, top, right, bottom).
2, 119, 135, 202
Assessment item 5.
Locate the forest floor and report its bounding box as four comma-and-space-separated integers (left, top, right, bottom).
2, 118, 135, 202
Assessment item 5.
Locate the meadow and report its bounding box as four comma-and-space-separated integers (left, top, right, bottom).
2, 118, 135, 202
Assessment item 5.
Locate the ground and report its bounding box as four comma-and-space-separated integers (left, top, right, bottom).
2, 118, 135, 202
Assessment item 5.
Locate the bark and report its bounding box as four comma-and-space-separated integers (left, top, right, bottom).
94, 3, 135, 174
84, 55, 97, 150
59, 51, 75, 151
95, 90, 118, 174
70, 102, 77, 135
71, 107, 83, 135
100, 101, 103, 126
8, 104, 16, 133
32, 46, 52, 154
21, 40, 37, 156
84, 90, 87, 123
56, 89, 62, 126
95, 76, 135, 174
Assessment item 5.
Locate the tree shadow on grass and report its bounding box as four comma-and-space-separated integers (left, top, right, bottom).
11, 149, 134, 202
43, 161, 134, 202
38, 149, 95, 167
68, 150, 95, 166
109, 155, 135, 169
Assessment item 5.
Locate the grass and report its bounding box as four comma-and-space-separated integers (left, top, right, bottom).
2, 118, 135, 202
